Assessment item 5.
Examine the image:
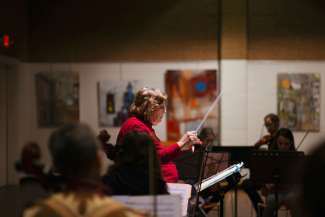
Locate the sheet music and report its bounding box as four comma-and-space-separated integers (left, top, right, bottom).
113, 195, 182, 217
167, 183, 192, 217
195, 162, 243, 192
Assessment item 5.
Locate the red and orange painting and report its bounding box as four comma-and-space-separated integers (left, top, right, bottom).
165, 69, 220, 142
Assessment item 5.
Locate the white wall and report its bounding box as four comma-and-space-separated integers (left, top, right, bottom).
10, 61, 219, 183
221, 60, 249, 146
6, 60, 325, 183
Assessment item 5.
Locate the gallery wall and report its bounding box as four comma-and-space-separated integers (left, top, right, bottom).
2, 0, 325, 185
5, 59, 325, 184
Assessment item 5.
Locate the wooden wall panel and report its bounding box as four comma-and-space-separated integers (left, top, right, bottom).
28, 0, 221, 62
2, 0, 325, 61
248, 0, 325, 59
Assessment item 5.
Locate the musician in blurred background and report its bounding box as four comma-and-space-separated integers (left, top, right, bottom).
23, 123, 145, 217
255, 113, 280, 150
103, 132, 168, 195
262, 128, 298, 217
244, 125, 296, 216
15, 142, 48, 209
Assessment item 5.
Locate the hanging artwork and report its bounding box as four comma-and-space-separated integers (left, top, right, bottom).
98, 80, 142, 127
277, 73, 320, 131
165, 69, 220, 141
35, 72, 79, 127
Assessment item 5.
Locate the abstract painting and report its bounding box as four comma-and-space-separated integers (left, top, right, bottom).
165, 69, 220, 141
35, 72, 79, 127
98, 80, 142, 127
278, 73, 320, 131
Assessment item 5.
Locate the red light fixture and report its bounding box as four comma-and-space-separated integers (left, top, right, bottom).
2, 34, 11, 48
3, 34, 10, 48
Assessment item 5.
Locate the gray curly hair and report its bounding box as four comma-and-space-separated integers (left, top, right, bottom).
129, 87, 167, 122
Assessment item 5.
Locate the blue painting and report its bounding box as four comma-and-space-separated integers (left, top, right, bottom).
98, 80, 142, 127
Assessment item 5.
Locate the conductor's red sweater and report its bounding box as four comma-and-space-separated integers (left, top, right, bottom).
117, 116, 181, 183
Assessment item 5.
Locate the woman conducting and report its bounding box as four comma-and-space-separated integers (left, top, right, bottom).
117, 87, 202, 183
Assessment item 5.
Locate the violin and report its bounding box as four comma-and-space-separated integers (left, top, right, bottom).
254, 134, 272, 148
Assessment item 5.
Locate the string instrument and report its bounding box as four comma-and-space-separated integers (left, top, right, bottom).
254, 134, 272, 148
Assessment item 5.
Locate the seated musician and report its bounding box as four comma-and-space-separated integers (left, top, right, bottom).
242, 121, 290, 215
23, 123, 146, 217
262, 128, 298, 217
15, 142, 48, 208
240, 114, 280, 214
255, 113, 280, 150
15, 142, 47, 187
103, 132, 168, 195
198, 127, 217, 147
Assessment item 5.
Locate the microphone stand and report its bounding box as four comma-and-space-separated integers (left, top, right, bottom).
148, 142, 157, 217
191, 142, 211, 217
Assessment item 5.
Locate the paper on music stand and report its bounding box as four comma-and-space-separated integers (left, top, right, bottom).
195, 162, 243, 192
113, 195, 182, 217
167, 183, 192, 217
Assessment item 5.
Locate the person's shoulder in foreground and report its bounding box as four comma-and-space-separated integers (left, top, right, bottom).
23, 192, 148, 217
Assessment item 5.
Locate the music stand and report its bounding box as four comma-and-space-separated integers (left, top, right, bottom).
194, 162, 244, 192
209, 146, 255, 166
249, 150, 305, 217
174, 150, 203, 183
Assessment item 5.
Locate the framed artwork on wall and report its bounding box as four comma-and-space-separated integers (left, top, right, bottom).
98, 80, 142, 127
165, 69, 220, 142
35, 71, 79, 127
277, 73, 320, 131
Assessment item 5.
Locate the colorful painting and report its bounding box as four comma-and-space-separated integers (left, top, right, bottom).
35, 72, 79, 127
98, 80, 142, 127
278, 73, 320, 131
165, 70, 220, 141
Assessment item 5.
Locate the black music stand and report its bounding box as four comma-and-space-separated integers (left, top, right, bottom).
209, 146, 254, 165
249, 150, 305, 217
208, 146, 255, 217
174, 150, 203, 183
